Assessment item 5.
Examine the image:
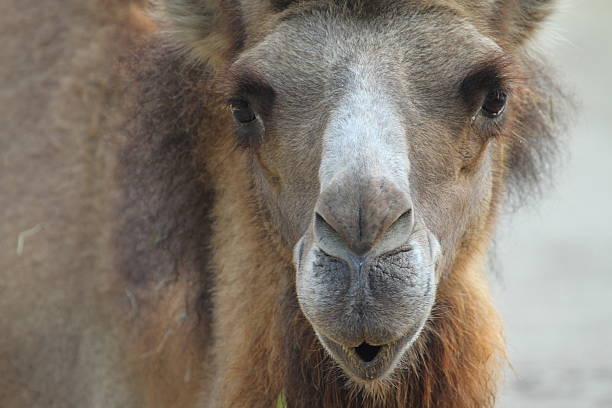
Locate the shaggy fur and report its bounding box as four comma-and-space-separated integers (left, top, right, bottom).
1, 0, 568, 407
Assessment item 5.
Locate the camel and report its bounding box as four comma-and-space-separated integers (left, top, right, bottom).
0, 0, 567, 407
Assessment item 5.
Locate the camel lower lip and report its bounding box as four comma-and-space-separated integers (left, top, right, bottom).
318, 334, 412, 381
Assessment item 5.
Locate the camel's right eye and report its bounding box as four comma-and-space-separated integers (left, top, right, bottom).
229, 99, 256, 124
481, 89, 508, 118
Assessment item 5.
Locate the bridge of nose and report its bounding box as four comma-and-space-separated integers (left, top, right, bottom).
315, 60, 412, 255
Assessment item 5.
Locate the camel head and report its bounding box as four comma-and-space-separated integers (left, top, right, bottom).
159, 0, 558, 385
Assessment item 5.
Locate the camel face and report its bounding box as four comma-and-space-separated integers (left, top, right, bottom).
224, 4, 511, 382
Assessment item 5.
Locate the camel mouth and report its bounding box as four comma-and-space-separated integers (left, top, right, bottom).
354, 342, 382, 363
316, 333, 415, 382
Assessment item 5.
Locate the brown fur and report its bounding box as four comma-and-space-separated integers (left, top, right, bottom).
1, 0, 568, 407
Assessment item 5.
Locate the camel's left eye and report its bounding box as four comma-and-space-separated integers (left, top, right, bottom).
481, 89, 508, 118
229, 99, 256, 123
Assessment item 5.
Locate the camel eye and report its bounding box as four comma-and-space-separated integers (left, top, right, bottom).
229, 99, 256, 123
481, 89, 508, 118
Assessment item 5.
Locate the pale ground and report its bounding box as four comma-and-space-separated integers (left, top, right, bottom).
495, 1, 612, 407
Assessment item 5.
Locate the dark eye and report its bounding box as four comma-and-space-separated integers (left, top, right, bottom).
481, 89, 508, 118
229, 99, 256, 123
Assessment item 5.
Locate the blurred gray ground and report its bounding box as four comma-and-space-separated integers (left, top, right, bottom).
495, 1, 612, 407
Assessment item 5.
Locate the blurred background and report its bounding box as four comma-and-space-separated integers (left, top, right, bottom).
495, 1, 612, 407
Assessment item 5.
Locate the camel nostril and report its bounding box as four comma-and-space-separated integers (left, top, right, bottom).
388, 208, 413, 233
314, 211, 341, 239
315, 212, 336, 231
354, 342, 382, 363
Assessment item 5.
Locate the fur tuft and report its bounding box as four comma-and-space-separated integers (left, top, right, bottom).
488, 0, 559, 46
503, 51, 572, 206
152, 0, 242, 69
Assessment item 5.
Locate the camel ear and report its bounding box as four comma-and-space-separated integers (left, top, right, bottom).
493, 0, 558, 46
154, 0, 239, 69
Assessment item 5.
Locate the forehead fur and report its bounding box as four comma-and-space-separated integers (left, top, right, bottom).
229, 2, 503, 115
158, 0, 557, 66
